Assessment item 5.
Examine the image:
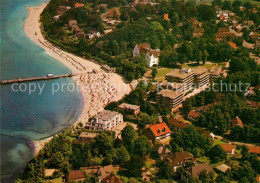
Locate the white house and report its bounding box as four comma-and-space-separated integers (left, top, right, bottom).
133, 43, 160, 67
87, 110, 123, 130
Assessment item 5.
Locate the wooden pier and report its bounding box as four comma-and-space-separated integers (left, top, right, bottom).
0, 74, 73, 85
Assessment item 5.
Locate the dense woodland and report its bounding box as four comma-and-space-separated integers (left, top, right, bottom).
41, 0, 260, 80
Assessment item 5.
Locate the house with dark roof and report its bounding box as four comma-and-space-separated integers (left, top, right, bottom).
168, 118, 189, 130
220, 144, 236, 154
133, 43, 160, 67
101, 175, 124, 183
67, 170, 86, 182
143, 123, 171, 142
157, 145, 171, 160
79, 132, 99, 143
187, 110, 201, 122
184, 163, 214, 179
231, 116, 244, 128
166, 151, 196, 171
119, 103, 140, 115
97, 165, 115, 181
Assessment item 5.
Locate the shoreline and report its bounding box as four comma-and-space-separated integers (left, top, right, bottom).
24, 3, 131, 155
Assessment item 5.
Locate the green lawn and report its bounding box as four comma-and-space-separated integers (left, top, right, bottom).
197, 156, 210, 164
156, 68, 174, 78
212, 139, 227, 146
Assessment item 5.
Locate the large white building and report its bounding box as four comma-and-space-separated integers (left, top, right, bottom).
133, 43, 160, 67
87, 110, 123, 131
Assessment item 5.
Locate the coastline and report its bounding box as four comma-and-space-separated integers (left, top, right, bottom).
24, 3, 131, 155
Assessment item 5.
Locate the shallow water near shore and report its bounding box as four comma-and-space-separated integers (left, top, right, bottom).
0, 0, 83, 182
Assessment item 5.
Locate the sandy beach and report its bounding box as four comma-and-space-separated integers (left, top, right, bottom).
24, 3, 131, 155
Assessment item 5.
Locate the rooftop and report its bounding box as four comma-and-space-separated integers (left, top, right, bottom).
95, 110, 121, 121
119, 103, 140, 110
220, 144, 236, 153
192, 67, 209, 75
187, 163, 214, 178
147, 122, 171, 137
68, 170, 85, 181
166, 69, 193, 79
157, 90, 183, 99
167, 151, 195, 167
215, 164, 231, 173
248, 146, 260, 154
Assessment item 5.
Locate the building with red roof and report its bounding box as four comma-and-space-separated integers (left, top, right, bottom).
67, 170, 86, 182
144, 122, 171, 142
231, 116, 244, 128
187, 110, 201, 122
75, 2, 84, 8
220, 144, 236, 154
228, 42, 237, 48
248, 146, 260, 155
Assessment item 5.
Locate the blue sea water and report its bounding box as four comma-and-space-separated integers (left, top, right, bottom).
0, 0, 83, 182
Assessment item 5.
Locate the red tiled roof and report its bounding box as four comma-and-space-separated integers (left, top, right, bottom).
228, 42, 237, 48
68, 170, 85, 181
220, 144, 236, 153
248, 146, 260, 154
188, 110, 201, 119
231, 117, 244, 128
75, 2, 84, 8
148, 122, 171, 137
102, 175, 124, 183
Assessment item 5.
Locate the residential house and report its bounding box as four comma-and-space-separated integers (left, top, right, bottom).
87, 110, 123, 131
67, 170, 86, 183
192, 67, 210, 88
97, 165, 114, 181
163, 14, 169, 20
101, 175, 124, 183
227, 41, 237, 48
210, 67, 222, 79
157, 145, 171, 160
44, 169, 58, 177
78, 132, 99, 143
187, 110, 201, 122
56, 6, 71, 16
245, 86, 255, 96
215, 164, 231, 173
119, 103, 140, 115
247, 100, 260, 109
143, 122, 171, 142
166, 151, 196, 171
216, 27, 236, 41
53, 15, 61, 21
193, 28, 205, 38
184, 163, 214, 179
165, 68, 194, 92
196, 103, 215, 113
156, 90, 184, 112
133, 43, 160, 67
75, 2, 84, 8
248, 146, 260, 156
220, 144, 236, 154
168, 118, 189, 130
69, 20, 78, 27
231, 116, 244, 128
250, 32, 259, 40
109, 8, 120, 18
203, 130, 215, 139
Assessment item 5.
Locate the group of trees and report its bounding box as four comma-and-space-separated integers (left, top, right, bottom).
19, 125, 153, 182
105, 84, 169, 129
